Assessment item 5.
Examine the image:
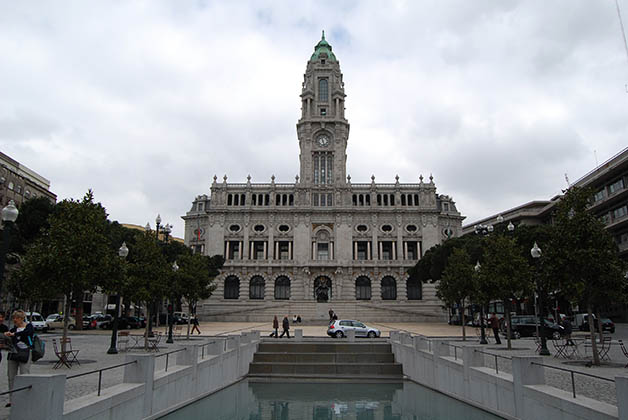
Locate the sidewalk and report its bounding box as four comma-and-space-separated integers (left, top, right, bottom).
0, 322, 623, 419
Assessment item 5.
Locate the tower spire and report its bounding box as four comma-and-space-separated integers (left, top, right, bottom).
322, 30, 325, 41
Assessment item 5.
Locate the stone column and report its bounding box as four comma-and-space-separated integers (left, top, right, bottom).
12, 374, 65, 420
353, 241, 358, 260
367, 241, 372, 260
263, 241, 267, 260
288, 241, 293, 259
618, 376, 628, 420
512, 356, 545, 419
239, 240, 244, 259
243, 231, 249, 259
378, 242, 383, 260
225, 242, 230, 260
404, 242, 408, 260
123, 354, 156, 418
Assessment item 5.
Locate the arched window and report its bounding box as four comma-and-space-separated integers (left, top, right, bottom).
355, 276, 371, 300
249, 276, 265, 300
407, 278, 422, 300
275, 276, 291, 300
381, 276, 397, 300
227, 194, 233, 206
224, 276, 240, 299
319, 79, 328, 102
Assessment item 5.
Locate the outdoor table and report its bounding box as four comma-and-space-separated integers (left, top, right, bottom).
128, 334, 144, 351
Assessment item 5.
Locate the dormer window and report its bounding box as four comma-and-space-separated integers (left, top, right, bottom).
321, 59, 326, 65
319, 79, 328, 102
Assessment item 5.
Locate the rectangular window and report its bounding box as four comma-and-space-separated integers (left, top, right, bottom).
442, 203, 449, 211
613, 205, 628, 220
320, 193, 326, 206
313, 193, 319, 206
594, 189, 605, 202
321, 154, 326, 184
225, 241, 240, 260
327, 193, 333, 206
317, 243, 329, 260
327, 155, 333, 184
277, 241, 291, 260
380, 241, 394, 260
600, 213, 611, 225
320, 108, 326, 116
406, 241, 418, 260
319, 78, 328, 102
355, 241, 369, 260
253, 241, 266, 260
314, 155, 319, 184
609, 178, 625, 194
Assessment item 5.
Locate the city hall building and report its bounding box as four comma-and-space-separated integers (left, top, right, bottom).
183, 34, 464, 322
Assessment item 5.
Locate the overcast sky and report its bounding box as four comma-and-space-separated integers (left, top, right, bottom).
2, 1, 628, 238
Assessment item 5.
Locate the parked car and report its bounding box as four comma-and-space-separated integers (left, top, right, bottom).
506, 315, 564, 340
579, 316, 615, 333
26, 312, 48, 332
327, 319, 381, 338
46, 313, 60, 323
118, 316, 142, 329
93, 314, 113, 329
83, 315, 96, 329
173, 312, 189, 325
46, 315, 76, 330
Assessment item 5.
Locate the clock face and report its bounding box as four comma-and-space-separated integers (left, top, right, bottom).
317, 135, 329, 147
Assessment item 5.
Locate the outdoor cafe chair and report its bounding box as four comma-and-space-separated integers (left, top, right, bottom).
552, 339, 568, 359
619, 340, 628, 367
52, 338, 80, 369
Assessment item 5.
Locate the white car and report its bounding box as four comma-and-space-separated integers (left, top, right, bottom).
26, 312, 48, 332
46, 315, 76, 330
327, 319, 381, 338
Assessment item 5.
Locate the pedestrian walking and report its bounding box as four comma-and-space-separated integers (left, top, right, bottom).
5, 310, 33, 407
191, 316, 201, 335
489, 313, 501, 345
280, 315, 290, 338
271, 315, 279, 337
0, 313, 8, 365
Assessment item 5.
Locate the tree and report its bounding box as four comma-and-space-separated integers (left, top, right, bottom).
437, 248, 475, 340
122, 230, 170, 349
546, 186, 626, 365
15, 191, 120, 348
477, 235, 532, 350
173, 253, 223, 339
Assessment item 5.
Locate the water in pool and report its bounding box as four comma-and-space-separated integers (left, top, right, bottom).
160, 380, 504, 419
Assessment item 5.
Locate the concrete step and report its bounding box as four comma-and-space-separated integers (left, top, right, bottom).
248, 362, 403, 376
257, 342, 392, 354
253, 352, 395, 363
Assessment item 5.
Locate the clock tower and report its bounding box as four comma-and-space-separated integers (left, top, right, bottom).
297, 31, 349, 188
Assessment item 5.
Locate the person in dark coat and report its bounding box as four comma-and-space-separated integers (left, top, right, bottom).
0, 313, 8, 363
280, 315, 290, 338
489, 313, 501, 344
191, 316, 201, 335
271, 315, 279, 337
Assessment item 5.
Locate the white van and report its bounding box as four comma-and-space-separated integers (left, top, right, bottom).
26, 312, 48, 332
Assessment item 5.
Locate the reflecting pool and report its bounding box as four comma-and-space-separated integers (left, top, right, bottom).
160, 380, 505, 420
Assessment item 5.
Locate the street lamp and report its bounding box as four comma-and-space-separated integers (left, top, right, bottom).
163, 224, 172, 243
108, 242, 129, 354
155, 214, 161, 241
0, 200, 19, 303
474, 261, 488, 344
531, 242, 550, 355
167, 261, 179, 344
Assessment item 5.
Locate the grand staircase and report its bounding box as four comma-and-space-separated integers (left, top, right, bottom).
247, 339, 404, 380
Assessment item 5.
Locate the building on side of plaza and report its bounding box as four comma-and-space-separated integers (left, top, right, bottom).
183, 34, 465, 322
463, 146, 628, 261
0, 151, 56, 208
464, 146, 628, 319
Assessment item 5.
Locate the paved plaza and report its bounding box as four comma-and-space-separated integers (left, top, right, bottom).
0, 321, 625, 419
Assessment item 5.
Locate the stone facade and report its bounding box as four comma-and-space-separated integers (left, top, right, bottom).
183, 34, 464, 322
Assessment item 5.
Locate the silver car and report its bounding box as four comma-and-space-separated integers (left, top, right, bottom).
327, 319, 381, 338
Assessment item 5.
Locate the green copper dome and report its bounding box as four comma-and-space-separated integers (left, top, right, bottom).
310, 30, 337, 62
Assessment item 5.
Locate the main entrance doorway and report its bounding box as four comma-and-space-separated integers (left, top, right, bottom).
314, 276, 332, 302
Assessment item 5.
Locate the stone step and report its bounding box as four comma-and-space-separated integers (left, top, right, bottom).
253, 352, 395, 363
248, 362, 403, 376
257, 342, 392, 354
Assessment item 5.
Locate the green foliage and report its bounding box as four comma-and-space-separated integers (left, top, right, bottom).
122, 230, 170, 306
477, 235, 532, 302
546, 186, 626, 308
437, 248, 475, 306
13, 197, 55, 251
174, 253, 224, 308
13, 191, 121, 301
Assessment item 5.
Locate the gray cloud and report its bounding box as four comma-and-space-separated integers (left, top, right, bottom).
1, 1, 627, 236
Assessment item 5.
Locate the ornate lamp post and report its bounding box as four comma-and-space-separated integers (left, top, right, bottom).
108, 242, 129, 354
531, 242, 550, 355
163, 224, 172, 243
0, 200, 19, 303
166, 261, 179, 344
474, 261, 488, 344
155, 214, 161, 241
